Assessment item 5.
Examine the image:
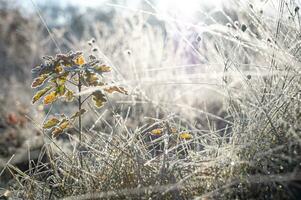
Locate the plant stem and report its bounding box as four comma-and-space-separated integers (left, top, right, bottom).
78, 72, 83, 168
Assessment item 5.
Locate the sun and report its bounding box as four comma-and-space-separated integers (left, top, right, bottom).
157, 0, 223, 21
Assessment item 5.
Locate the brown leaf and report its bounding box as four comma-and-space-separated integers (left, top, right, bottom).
52, 127, 63, 137
31, 74, 48, 88
70, 109, 87, 120
104, 86, 128, 95
92, 90, 107, 108
85, 71, 99, 86
51, 119, 71, 137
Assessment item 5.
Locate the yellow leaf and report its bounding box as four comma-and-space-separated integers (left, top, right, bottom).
151, 128, 163, 135
32, 86, 52, 104
31, 74, 48, 88
43, 91, 58, 105
94, 65, 111, 73
104, 86, 128, 95
43, 117, 60, 129
179, 132, 193, 140
92, 91, 107, 108
75, 55, 85, 65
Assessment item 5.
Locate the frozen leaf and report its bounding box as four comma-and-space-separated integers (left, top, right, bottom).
70, 109, 87, 120
59, 119, 70, 129
85, 71, 99, 86
94, 65, 111, 73
44, 91, 58, 105
51, 119, 71, 137
52, 127, 63, 137
92, 90, 107, 108
64, 89, 74, 102
179, 132, 192, 140
31, 63, 53, 77
52, 73, 67, 85
104, 86, 128, 95
151, 128, 163, 136
43, 117, 60, 129
75, 55, 85, 65
32, 86, 52, 104
31, 74, 48, 88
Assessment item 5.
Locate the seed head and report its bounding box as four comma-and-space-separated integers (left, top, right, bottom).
241, 24, 247, 32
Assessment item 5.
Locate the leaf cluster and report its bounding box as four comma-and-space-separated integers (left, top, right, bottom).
31, 51, 127, 137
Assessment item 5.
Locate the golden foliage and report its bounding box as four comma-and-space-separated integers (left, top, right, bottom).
43, 91, 57, 105
151, 128, 163, 135
32, 86, 52, 104
43, 117, 60, 129
75, 55, 85, 65
179, 132, 193, 140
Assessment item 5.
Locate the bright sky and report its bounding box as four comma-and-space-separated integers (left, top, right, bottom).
22, 0, 223, 17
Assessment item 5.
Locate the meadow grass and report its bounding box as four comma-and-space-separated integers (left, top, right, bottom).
1, 0, 301, 199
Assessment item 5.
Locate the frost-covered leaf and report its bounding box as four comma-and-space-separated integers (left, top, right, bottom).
31, 74, 49, 88
94, 65, 111, 73
92, 90, 107, 108
51, 119, 71, 137
32, 86, 52, 104
85, 71, 99, 86
70, 109, 87, 120
104, 86, 128, 95
74, 55, 85, 65
43, 117, 60, 129
179, 132, 192, 140
151, 128, 163, 136
64, 89, 74, 102
43, 91, 58, 105
31, 63, 53, 78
